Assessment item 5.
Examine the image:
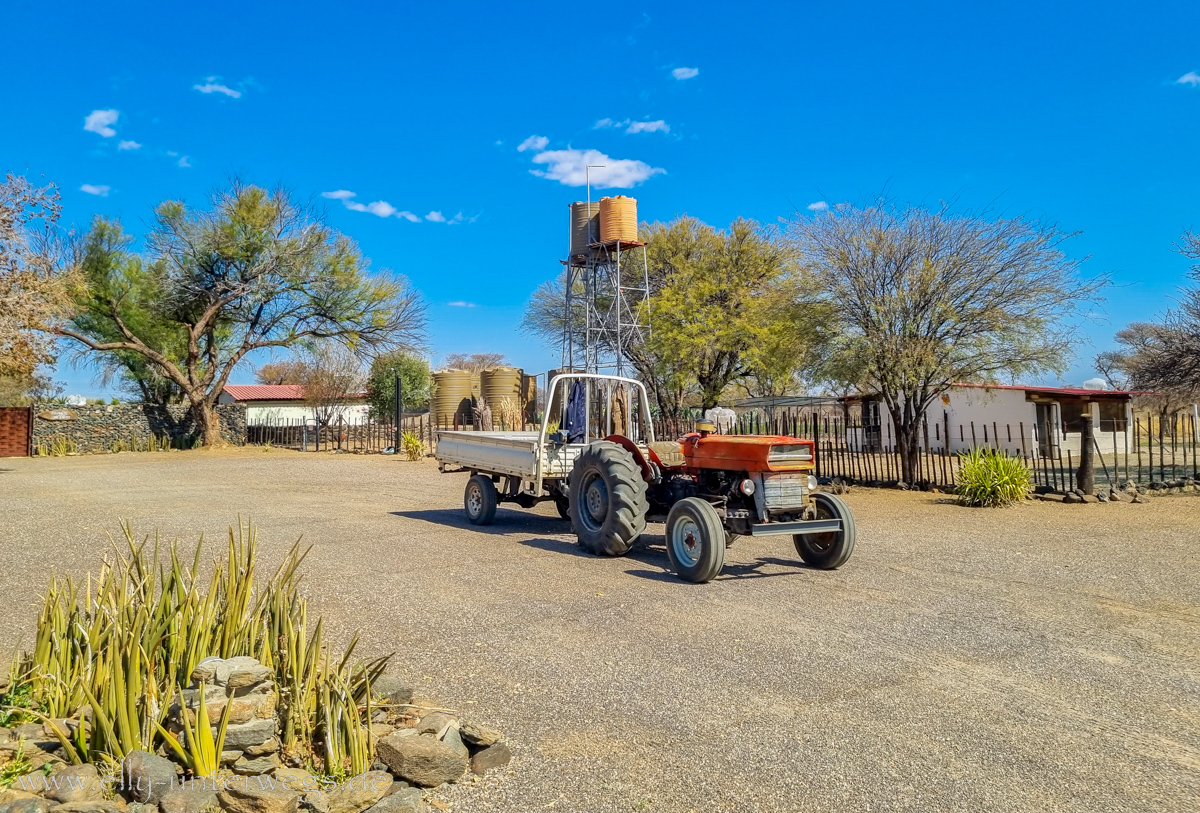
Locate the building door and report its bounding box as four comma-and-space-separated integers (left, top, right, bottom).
1035, 402, 1058, 458
0, 407, 33, 457
862, 399, 882, 452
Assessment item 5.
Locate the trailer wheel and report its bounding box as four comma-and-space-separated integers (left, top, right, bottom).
569, 441, 648, 556
665, 497, 725, 583
464, 474, 498, 526
793, 492, 855, 569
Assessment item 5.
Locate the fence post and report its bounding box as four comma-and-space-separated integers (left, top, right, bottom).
1077, 413, 1096, 494
393, 371, 403, 453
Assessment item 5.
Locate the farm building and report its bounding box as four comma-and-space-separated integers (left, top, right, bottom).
842, 383, 1137, 456
218, 385, 370, 424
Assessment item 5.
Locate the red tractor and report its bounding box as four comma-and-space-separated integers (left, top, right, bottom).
437, 373, 855, 583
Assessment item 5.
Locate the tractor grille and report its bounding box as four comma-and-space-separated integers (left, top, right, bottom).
762, 472, 807, 511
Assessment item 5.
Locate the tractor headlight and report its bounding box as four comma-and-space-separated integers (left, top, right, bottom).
808, 475, 818, 491
739, 479, 756, 496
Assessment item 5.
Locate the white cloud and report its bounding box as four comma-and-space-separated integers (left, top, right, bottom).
323, 191, 425, 221
194, 78, 242, 98
117, 140, 141, 150
672, 67, 699, 80
807, 200, 829, 212
625, 119, 669, 134
447, 301, 476, 308
425, 211, 446, 222
177, 155, 191, 168
595, 118, 670, 135
517, 135, 549, 152
80, 184, 110, 196
528, 147, 665, 188
1177, 71, 1200, 86
84, 109, 119, 137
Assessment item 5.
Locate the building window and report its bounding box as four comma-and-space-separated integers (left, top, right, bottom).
1098, 400, 1127, 433
1058, 399, 1086, 433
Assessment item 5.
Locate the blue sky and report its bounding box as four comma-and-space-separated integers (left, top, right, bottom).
5, 0, 1199, 398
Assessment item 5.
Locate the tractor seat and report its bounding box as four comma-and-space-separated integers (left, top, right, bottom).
649, 441, 687, 468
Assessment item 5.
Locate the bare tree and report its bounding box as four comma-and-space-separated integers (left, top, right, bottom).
302, 344, 365, 438
792, 198, 1105, 483
256, 358, 310, 385
61, 183, 426, 445
0, 174, 76, 377
442, 352, 506, 373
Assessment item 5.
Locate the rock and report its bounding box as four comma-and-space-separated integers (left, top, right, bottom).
368, 725, 393, 740
217, 779, 299, 813
27, 752, 66, 773
414, 715, 453, 737
190, 658, 222, 684
221, 719, 277, 751
375, 734, 466, 788
121, 750, 179, 804
234, 753, 282, 776
325, 772, 392, 813
244, 739, 279, 759
127, 802, 158, 813
0, 798, 54, 813
44, 764, 104, 804
457, 722, 500, 749
13, 725, 44, 741
1132, 494, 1146, 504
1096, 491, 1108, 502
1038, 493, 1065, 503
226, 665, 274, 693
0, 792, 39, 806
1082, 494, 1100, 504
1108, 490, 1124, 502
439, 728, 468, 760
370, 678, 413, 708
381, 783, 410, 798
297, 792, 328, 813
468, 743, 511, 776
0, 727, 12, 743
50, 804, 126, 813
363, 789, 425, 813
158, 787, 218, 813
1062, 492, 1083, 504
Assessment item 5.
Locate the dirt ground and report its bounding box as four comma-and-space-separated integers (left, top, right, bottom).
1, 449, 1198, 812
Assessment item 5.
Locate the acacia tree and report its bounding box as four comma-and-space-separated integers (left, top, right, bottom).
366, 350, 431, 418
0, 174, 77, 377
792, 198, 1104, 483
62, 183, 426, 445
256, 358, 309, 385
442, 352, 506, 373
301, 344, 365, 434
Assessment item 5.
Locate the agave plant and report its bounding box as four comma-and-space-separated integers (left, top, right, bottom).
956, 447, 1032, 507
156, 683, 234, 778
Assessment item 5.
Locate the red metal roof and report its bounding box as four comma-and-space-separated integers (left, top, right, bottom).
222, 385, 306, 401
952, 382, 1143, 398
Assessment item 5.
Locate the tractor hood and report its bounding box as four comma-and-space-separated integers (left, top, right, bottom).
683, 434, 815, 472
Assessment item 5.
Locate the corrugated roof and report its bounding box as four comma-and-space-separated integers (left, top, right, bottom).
952, 382, 1144, 398
222, 385, 306, 401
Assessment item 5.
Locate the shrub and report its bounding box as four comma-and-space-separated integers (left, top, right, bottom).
956, 447, 1032, 507
7, 522, 388, 779
400, 430, 424, 461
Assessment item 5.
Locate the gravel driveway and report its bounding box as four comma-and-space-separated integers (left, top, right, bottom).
2, 449, 1197, 812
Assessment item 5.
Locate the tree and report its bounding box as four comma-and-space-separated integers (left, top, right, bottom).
365, 350, 431, 418
301, 344, 365, 433
1, 174, 77, 377
442, 352, 506, 373
61, 183, 427, 445
1097, 231, 1200, 410
791, 198, 1104, 484
256, 358, 310, 385
0, 369, 63, 407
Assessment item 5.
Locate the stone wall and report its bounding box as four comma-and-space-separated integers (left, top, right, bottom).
32, 402, 246, 453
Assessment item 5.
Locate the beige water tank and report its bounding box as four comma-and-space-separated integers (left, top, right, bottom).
480, 367, 523, 427
569, 201, 601, 257
599, 196, 638, 242
432, 369, 474, 427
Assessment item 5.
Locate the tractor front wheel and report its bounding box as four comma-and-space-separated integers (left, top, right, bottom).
569, 441, 648, 556
793, 492, 855, 569
665, 497, 725, 583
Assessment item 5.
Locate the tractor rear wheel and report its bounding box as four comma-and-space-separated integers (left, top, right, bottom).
793, 492, 855, 569
665, 497, 725, 583
464, 474, 498, 526
569, 441, 648, 556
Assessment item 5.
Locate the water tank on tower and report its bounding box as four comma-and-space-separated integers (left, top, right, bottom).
599, 196, 638, 242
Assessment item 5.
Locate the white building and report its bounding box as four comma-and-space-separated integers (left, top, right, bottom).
218, 385, 371, 424
843, 383, 1137, 456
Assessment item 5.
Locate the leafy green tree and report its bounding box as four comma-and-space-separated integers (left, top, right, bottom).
791, 197, 1105, 483
61, 183, 426, 445
366, 350, 431, 418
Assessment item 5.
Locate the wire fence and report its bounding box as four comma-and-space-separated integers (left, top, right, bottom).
654, 411, 1200, 492
245, 413, 435, 453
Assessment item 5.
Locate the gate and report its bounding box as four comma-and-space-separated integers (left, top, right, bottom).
0, 407, 33, 457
